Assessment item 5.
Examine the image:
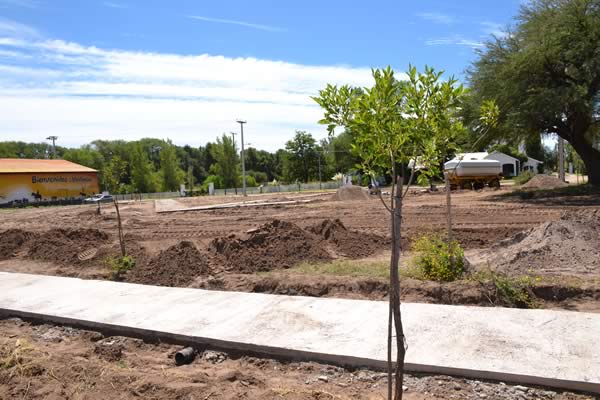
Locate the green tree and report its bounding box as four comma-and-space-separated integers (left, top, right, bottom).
102, 156, 127, 193
329, 131, 361, 174
159, 140, 184, 191
466, 0, 600, 183
210, 134, 239, 190
63, 146, 104, 171
130, 143, 158, 193
283, 131, 320, 183
314, 65, 465, 400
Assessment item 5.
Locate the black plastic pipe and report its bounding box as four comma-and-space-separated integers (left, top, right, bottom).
175, 347, 195, 365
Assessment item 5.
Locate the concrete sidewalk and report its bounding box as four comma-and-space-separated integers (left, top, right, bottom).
0, 271, 598, 394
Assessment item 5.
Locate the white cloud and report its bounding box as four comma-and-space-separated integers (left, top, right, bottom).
425, 35, 484, 49
416, 12, 456, 25
480, 21, 508, 38
0, 18, 40, 38
0, 19, 391, 150
0, 0, 38, 8
102, 2, 128, 9
187, 15, 285, 33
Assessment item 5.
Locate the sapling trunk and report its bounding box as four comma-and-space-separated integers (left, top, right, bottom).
445, 173, 454, 271
388, 174, 406, 400
113, 198, 126, 257
393, 175, 406, 399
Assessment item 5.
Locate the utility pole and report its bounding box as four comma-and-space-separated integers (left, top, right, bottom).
558, 137, 565, 182
236, 120, 247, 196
46, 136, 58, 159
229, 132, 238, 195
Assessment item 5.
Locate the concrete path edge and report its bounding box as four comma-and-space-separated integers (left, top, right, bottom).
1, 307, 597, 395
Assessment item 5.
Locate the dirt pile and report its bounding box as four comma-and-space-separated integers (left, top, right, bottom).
26, 228, 110, 265
332, 185, 370, 201
309, 218, 388, 258
0, 229, 36, 260
128, 241, 211, 287
476, 209, 600, 276
0, 228, 110, 265
209, 219, 331, 273
521, 174, 568, 190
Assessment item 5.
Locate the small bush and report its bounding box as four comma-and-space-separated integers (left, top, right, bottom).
491, 273, 536, 308
514, 171, 535, 185
413, 234, 464, 282
107, 255, 136, 280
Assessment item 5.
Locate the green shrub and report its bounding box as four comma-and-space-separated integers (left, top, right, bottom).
413, 234, 464, 282
514, 171, 534, 185
107, 255, 136, 280
491, 273, 536, 308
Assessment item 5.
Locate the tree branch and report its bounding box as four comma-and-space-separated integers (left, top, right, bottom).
378, 190, 393, 214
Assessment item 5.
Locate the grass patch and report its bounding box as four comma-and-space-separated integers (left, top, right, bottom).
292, 260, 390, 279
471, 270, 539, 308
281, 258, 424, 280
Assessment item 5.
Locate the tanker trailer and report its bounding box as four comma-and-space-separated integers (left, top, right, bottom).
444, 158, 502, 190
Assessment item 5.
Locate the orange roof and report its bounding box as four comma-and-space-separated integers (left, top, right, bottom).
0, 159, 97, 173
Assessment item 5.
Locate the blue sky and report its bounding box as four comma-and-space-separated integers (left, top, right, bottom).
0, 0, 522, 150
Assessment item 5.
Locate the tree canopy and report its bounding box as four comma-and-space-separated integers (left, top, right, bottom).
466, 0, 600, 183
283, 131, 322, 183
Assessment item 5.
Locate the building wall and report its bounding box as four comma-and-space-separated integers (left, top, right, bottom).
0, 172, 99, 204
485, 153, 519, 177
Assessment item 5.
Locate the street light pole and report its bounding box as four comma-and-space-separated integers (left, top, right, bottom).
46, 136, 58, 159
236, 120, 247, 196
229, 132, 238, 195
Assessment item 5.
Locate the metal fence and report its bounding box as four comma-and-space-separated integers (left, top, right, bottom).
112, 192, 182, 201
104, 182, 343, 202
211, 181, 341, 196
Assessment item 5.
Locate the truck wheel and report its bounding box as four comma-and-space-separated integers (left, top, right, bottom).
473, 181, 484, 190
489, 179, 500, 189
460, 181, 471, 190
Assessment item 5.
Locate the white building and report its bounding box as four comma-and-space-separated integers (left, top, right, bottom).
485, 151, 521, 177
522, 157, 543, 173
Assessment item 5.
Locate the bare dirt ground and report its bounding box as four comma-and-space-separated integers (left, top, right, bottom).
0, 317, 593, 400
1, 187, 599, 398
1, 187, 599, 311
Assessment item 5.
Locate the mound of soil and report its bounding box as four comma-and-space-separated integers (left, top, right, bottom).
332, 185, 370, 201
309, 219, 388, 258
521, 174, 568, 190
25, 228, 110, 265
127, 241, 211, 287
0, 229, 37, 260
473, 209, 600, 277
209, 219, 331, 273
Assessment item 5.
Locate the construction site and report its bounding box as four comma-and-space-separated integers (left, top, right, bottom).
1, 178, 599, 400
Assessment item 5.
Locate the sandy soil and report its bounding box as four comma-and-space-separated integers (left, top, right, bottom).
0, 317, 593, 400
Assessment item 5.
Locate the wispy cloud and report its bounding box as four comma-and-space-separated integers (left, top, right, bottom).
425, 35, 484, 49
415, 12, 456, 25
0, 0, 39, 8
187, 15, 285, 33
0, 18, 40, 38
102, 2, 128, 9
0, 21, 388, 149
480, 21, 507, 38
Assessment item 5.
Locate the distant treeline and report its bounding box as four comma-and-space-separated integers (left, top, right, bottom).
0, 131, 361, 194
